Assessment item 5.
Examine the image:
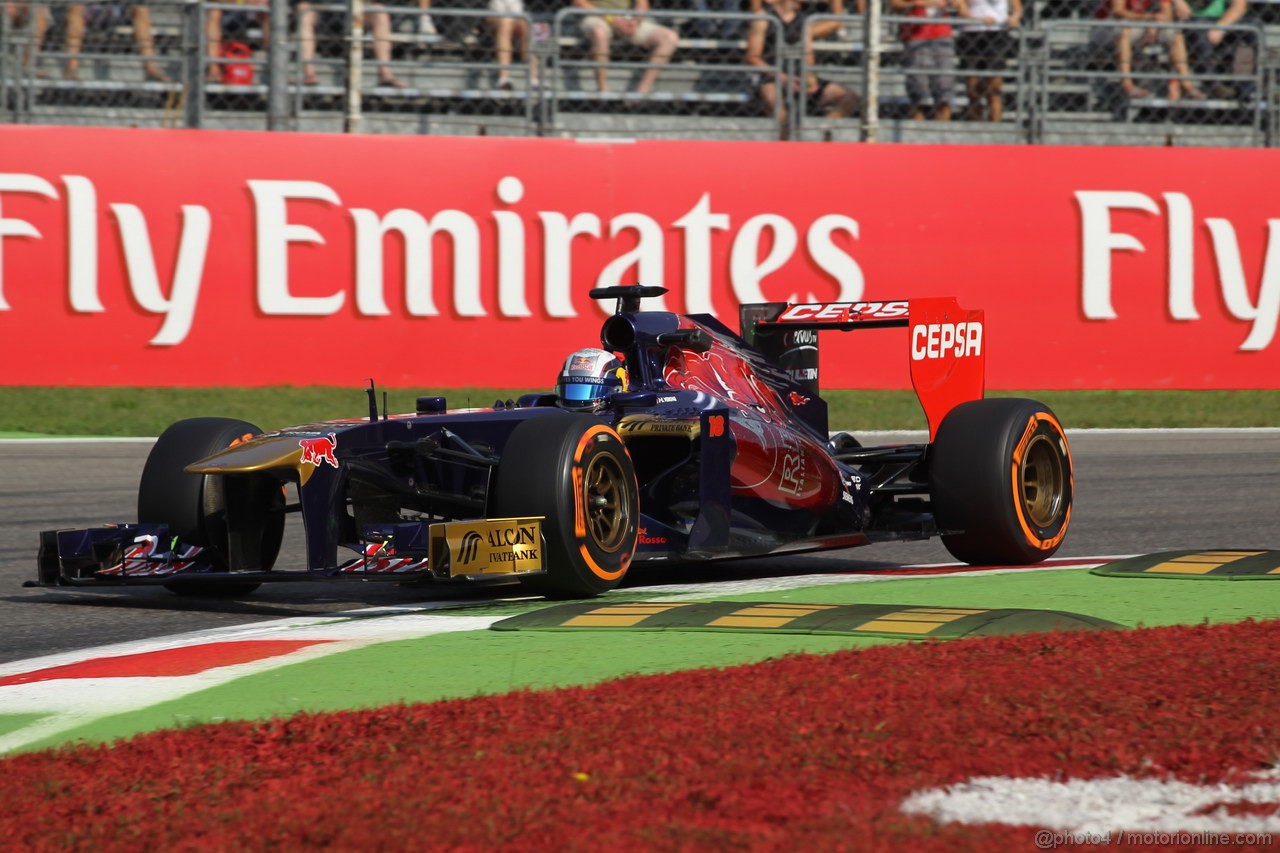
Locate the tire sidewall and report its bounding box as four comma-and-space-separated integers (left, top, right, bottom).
930, 398, 1073, 564
1005, 409, 1073, 553
138, 417, 263, 548
562, 422, 637, 585
138, 417, 274, 597
493, 413, 639, 596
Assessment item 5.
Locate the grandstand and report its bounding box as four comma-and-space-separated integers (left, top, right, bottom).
0, 0, 1275, 144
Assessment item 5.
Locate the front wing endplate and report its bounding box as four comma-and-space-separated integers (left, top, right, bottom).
428, 517, 546, 579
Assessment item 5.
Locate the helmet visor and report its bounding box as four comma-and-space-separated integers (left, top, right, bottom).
557, 381, 613, 406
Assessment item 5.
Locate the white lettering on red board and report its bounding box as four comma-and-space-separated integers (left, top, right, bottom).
0, 174, 59, 311
0, 174, 866, 346
776, 300, 910, 323
0, 173, 211, 344
910, 322, 984, 360
4, 174, 1276, 355
1076, 190, 1280, 351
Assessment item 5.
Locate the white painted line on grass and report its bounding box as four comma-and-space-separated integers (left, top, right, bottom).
4, 557, 1118, 679
0, 613, 504, 754
627, 558, 1112, 600
902, 775, 1280, 835
0, 555, 1119, 754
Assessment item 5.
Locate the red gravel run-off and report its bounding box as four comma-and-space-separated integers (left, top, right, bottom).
2, 619, 1277, 851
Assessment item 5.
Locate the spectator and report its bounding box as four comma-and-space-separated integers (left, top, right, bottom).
956, 0, 1021, 120
688, 0, 744, 40
572, 0, 679, 96
418, 0, 436, 39
1092, 0, 1201, 100
1172, 0, 1253, 99
230, 0, 399, 86
206, 0, 268, 82
891, 0, 969, 121
3, 3, 48, 73
744, 0, 860, 125
294, 0, 317, 82
37, 4, 171, 81
486, 0, 538, 89
252, 0, 405, 87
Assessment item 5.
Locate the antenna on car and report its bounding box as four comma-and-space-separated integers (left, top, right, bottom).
366, 380, 378, 423
382, 391, 388, 421
587, 284, 669, 315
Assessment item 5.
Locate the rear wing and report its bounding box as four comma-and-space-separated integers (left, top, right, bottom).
740, 298, 985, 440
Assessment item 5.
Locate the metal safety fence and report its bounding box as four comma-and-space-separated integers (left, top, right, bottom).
1, 0, 1277, 145
1026, 18, 1267, 145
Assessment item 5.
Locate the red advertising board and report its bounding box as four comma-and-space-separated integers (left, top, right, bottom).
0, 125, 1276, 389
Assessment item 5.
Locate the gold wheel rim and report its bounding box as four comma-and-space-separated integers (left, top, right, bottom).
1020, 434, 1065, 529
583, 453, 630, 553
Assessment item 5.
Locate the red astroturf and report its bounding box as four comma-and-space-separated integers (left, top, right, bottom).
0, 640, 330, 687
1, 620, 1278, 851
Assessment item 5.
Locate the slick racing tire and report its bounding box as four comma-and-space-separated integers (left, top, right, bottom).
492, 412, 639, 597
929, 398, 1073, 566
138, 417, 284, 598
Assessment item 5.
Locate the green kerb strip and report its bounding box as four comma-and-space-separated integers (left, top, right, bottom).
17, 631, 890, 754
16, 567, 1280, 754
490, 601, 1123, 638
0, 714, 50, 738
1092, 550, 1280, 580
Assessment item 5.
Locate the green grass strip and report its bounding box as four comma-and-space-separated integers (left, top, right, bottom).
1, 388, 1278, 437
20, 568, 1279, 754
17, 631, 885, 754
0, 714, 49, 738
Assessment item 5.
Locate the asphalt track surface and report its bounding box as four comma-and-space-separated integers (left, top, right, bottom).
1, 430, 1278, 667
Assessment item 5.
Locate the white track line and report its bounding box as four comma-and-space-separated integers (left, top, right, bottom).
0, 612, 507, 754
2, 557, 1116, 679
0, 556, 1116, 754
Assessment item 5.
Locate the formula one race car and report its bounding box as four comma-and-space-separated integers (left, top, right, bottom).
35, 285, 1073, 598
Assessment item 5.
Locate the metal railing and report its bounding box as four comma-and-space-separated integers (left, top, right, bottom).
545, 8, 782, 139
0, 0, 1275, 146
1029, 18, 1267, 145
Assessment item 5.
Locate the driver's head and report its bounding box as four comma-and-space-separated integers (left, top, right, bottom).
556, 348, 628, 411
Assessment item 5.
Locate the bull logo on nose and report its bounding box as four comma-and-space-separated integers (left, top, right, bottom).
298, 433, 339, 468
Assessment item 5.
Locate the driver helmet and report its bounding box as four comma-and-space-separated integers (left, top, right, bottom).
556, 348, 628, 411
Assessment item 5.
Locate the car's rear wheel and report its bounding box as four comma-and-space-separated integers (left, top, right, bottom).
491, 413, 638, 597
138, 417, 284, 598
929, 398, 1073, 565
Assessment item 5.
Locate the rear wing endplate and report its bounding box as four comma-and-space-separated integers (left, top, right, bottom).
741, 298, 986, 440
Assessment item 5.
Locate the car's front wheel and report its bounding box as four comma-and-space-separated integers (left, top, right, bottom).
491, 413, 638, 597
138, 417, 284, 597
929, 398, 1073, 565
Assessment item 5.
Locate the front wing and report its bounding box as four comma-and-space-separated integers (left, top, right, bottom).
33, 517, 547, 589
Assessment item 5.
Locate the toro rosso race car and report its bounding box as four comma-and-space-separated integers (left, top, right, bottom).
34, 285, 1073, 598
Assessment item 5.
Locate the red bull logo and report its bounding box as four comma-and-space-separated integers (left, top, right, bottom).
298, 433, 339, 468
